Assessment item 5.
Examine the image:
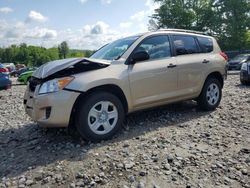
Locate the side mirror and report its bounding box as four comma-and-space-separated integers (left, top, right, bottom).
130, 51, 150, 64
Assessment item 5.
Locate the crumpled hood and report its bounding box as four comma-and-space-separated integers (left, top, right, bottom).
32, 57, 111, 79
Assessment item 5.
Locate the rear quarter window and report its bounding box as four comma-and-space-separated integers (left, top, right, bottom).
197, 37, 213, 53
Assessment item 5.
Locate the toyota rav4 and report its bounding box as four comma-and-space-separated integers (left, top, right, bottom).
24, 29, 228, 141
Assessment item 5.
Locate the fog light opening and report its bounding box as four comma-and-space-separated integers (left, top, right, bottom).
45, 107, 52, 119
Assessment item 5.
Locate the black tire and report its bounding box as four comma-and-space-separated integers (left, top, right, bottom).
75, 92, 125, 142
197, 78, 222, 111
240, 79, 249, 85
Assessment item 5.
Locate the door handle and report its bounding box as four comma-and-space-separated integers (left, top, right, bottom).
202, 59, 210, 64
167, 64, 177, 68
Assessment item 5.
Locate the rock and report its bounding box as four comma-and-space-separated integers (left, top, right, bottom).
138, 182, 145, 188
216, 162, 223, 168
123, 141, 130, 148
25, 179, 33, 186
128, 175, 136, 183
163, 163, 171, 170
18, 177, 26, 185
139, 171, 146, 176
241, 169, 248, 175
69, 183, 76, 188
167, 155, 174, 163
76, 181, 84, 187
42, 176, 51, 184
76, 172, 84, 178
124, 162, 135, 170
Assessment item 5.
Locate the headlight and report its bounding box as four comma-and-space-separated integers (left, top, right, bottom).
38, 76, 74, 95
241, 63, 248, 71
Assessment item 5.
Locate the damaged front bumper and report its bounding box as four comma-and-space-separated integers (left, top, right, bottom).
24, 85, 80, 128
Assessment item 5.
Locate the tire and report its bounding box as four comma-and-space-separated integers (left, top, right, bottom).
198, 78, 222, 111
75, 92, 125, 141
241, 79, 249, 85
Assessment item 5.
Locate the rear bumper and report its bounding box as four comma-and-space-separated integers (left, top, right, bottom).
0, 79, 12, 90
24, 87, 80, 127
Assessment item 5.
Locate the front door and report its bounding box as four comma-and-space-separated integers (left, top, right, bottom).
128, 35, 178, 109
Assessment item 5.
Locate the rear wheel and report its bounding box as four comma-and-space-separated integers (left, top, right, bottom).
75, 92, 125, 141
198, 78, 222, 111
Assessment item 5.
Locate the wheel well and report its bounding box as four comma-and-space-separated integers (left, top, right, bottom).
27, 76, 31, 81
206, 72, 224, 88
68, 84, 128, 128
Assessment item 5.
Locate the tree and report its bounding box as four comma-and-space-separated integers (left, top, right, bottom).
152, 0, 216, 30
151, 0, 250, 50
214, 0, 250, 50
58, 41, 69, 59
246, 30, 250, 49
0, 43, 94, 67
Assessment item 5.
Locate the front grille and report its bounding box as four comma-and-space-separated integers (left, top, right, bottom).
230, 62, 237, 65
29, 77, 42, 92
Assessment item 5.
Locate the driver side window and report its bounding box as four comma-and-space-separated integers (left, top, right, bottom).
136, 35, 171, 61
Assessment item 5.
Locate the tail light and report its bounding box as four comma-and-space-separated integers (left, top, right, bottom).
220, 52, 228, 61
0, 67, 9, 73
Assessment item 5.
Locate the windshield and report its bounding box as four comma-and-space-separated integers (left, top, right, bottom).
231, 54, 249, 62
90, 36, 140, 60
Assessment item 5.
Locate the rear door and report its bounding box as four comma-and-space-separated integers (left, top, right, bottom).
171, 35, 212, 97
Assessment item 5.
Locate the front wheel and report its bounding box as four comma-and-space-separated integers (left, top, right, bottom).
75, 92, 125, 141
198, 78, 222, 111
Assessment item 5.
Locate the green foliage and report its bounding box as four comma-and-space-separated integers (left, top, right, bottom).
152, 0, 250, 50
246, 31, 250, 49
0, 43, 94, 67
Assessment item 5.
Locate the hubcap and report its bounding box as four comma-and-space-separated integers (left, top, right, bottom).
206, 83, 220, 106
88, 101, 118, 135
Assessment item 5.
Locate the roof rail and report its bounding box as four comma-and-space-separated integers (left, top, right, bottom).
158, 28, 208, 35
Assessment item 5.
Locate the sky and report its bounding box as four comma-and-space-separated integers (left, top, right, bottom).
0, 0, 160, 50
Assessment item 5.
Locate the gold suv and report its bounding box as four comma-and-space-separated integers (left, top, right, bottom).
24, 29, 228, 141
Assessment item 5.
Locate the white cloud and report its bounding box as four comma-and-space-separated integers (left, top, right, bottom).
130, 11, 146, 22
0, 7, 13, 14
130, 0, 160, 22
0, 19, 8, 32
83, 21, 110, 35
5, 30, 22, 39
119, 22, 133, 29
26, 11, 48, 23
24, 27, 57, 39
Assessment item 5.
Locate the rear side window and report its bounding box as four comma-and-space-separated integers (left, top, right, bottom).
135, 35, 171, 60
197, 37, 213, 53
173, 35, 199, 55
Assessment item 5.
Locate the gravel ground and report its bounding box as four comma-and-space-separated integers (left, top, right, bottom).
0, 74, 249, 188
